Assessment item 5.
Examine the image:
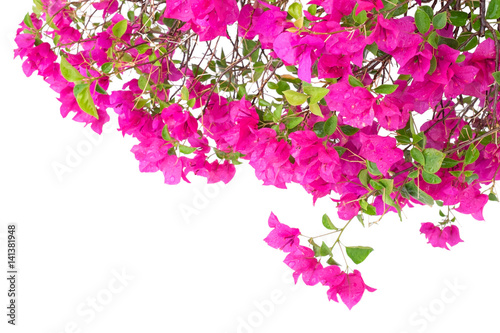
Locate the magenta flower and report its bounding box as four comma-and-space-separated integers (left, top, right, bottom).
284, 245, 323, 286
359, 133, 404, 175
319, 267, 376, 310
420, 223, 464, 250
264, 212, 301, 253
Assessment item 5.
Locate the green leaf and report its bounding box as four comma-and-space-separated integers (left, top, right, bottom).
493, 71, 500, 85
24, 13, 34, 29
438, 36, 459, 49
411, 148, 425, 165
322, 214, 338, 230
450, 11, 468, 26
187, 98, 196, 108
396, 135, 412, 144
303, 86, 329, 104
367, 160, 382, 176
345, 246, 374, 265
288, 2, 303, 20
408, 170, 419, 178
112, 19, 128, 39
308, 4, 317, 15
415, 8, 431, 34
162, 124, 173, 141
373, 84, 399, 94
283, 90, 308, 106
181, 86, 189, 100
353, 8, 368, 24
422, 171, 442, 184
401, 181, 434, 206
489, 193, 499, 201
441, 158, 460, 168
75, 84, 98, 119
340, 125, 359, 136
427, 31, 439, 48
432, 12, 447, 30
370, 179, 385, 190
464, 145, 479, 165
179, 145, 197, 154
60, 57, 85, 82
449, 170, 462, 178
428, 55, 437, 75
95, 83, 107, 95
286, 117, 304, 129
486, 0, 500, 19
456, 54, 466, 63
324, 115, 338, 136
135, 43, 150, 54
327, 257, 341, 266
348, 75, 364, 88
320, 242, 332, 256
436, 200, 444, 207
419, 5, 434, 19
309, 102, 323, 117
423, 148, 446, 173
358, 169, 369, 188
465, 172, 478, 184
334, 146, 346, 157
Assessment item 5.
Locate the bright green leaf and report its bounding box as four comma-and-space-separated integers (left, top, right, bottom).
309, 102, 323, 117
162, 124, 173, 141
60, 57, 85, 82
322, 214, 338, 230
75, 84, 98, 119
181, 86, 189, 100
179, 145, 197, 154
324, 115, 338, 136
411, 148, 425, 165
320, 242, 332, 256
493, 71, 500, 85
423, 148, 445, 173
432, 12, 447, 30
422, 171, 442, 184
340, 125, 359, 136
464, 144, 479, 165
486, 0, 500, 19
415, 8, 431, 34
288, 2, 303, 20
373, 84, 399, 94
367, 160, 382, 176
441, 157, 460, 168
450, 11, 468, 26
348, 75, 364, 88
286, 117, 304, 129
303, 86, 329, 104
489, 193, 499, 201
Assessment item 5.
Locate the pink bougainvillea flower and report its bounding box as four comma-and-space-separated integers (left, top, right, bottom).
455, 186, 489, 221
420, 223, 464, 250
273, 32, 324, 83
325, 80, 376, 128
333, 193, 361, 220
264, 212, 301, 252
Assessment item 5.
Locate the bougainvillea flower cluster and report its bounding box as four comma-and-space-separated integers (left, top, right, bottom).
14, 0, 500, 309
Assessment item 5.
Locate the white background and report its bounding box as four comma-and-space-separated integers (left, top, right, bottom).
1, 1, 500, 333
